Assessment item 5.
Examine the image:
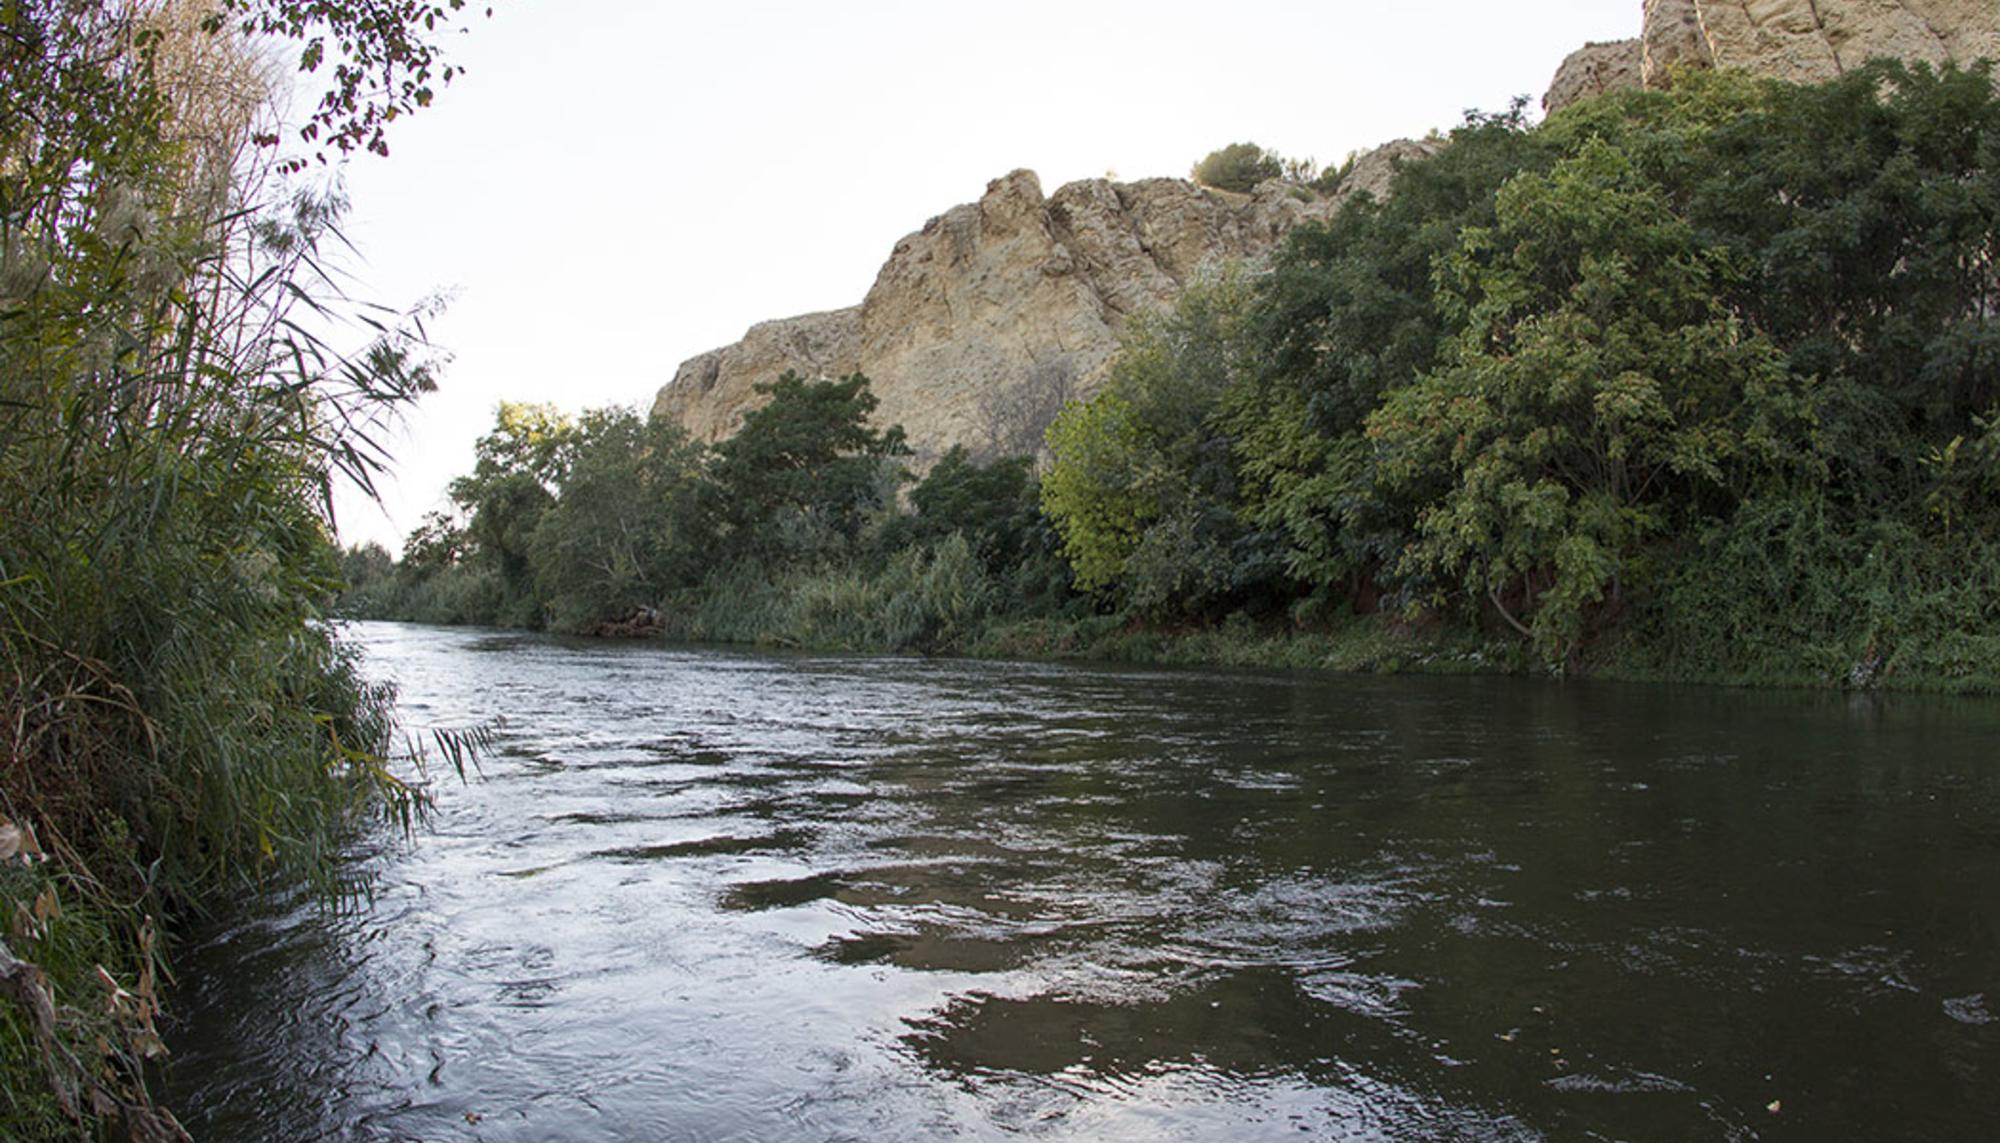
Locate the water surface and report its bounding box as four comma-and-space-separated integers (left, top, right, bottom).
169, 622, 2000, 1140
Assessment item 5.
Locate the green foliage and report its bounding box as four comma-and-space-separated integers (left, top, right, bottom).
1041, 391, 1150, 592
1230, 103, 1552, 587
399, 509, 468, 581
340, 541, 397, 588
1042, 276, 1268, 618
530, 407, 710, 633
1546, 64, 2000, 490
1631, 493, 2000, 690
660, 533, 996, 655
1191, 141, 1283, 193
711, 371, 910, 563
1368, 139, 1821, 662
1, 1, 472, 1132
368, 66, 2000, 695
447, 401, 575, 625
881, 447, 1039, 571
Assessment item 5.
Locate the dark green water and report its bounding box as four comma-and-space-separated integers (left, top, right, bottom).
167, 622, 2000, 1140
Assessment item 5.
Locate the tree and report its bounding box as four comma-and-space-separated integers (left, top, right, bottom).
710, 371, 909, 563
1042, 276, 1268, 618
1191, 141, 1283, 192
881, 446, 1042, 573
447, 401, 574, 623
1366, 139, 1820, 663
529, 408, 710, 632
1228, 103, 1553, 593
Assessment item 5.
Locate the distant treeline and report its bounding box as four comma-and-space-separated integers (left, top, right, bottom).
352, 62, 2000, 692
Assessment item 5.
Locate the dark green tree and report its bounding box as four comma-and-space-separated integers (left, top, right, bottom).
1366, 139, 1821, 663
1191, 141, 1283, 192
888, 448, 1032, 564
447, 401, 574, 625
1228, 103, 1553, 593
530, 408, 711, 632
710, 371, 909, 563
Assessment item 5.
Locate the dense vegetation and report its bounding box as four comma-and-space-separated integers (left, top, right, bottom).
344, 372, 1081, 654
364, 62, 2000, 693
1, 1, 479, 1137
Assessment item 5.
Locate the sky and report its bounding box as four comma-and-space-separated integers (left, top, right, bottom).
322, 0, 1641, 553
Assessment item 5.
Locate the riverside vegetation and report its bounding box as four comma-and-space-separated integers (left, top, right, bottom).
1, 1, 486, 1138
351, 63, 2000, 694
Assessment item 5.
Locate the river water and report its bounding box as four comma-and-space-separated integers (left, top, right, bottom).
166, 621, 2000, 1141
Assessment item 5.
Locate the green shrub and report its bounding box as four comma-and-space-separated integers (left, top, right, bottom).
1191, 142, 1283, 192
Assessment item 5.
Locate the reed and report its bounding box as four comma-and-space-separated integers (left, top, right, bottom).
1, 5, 443, 1134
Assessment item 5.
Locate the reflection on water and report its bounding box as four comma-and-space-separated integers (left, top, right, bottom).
168, 622, 2000, 1140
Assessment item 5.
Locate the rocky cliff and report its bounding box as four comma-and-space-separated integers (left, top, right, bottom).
1547, 0, 2000, 113
653, 143, 1435, 459
662, 0, 2000, 458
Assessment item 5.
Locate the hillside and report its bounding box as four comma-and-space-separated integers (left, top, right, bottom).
656, 0, 2000, 459
651, 147, 1429, 459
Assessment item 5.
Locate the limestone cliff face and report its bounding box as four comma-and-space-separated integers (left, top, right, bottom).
653, 151, 1432, 457
1642, 0, 1713, 83
1695, 0, 2000, 83
1545, 39, 1646, 115
656, 309, 863, 444
1548, 0, 2000, 112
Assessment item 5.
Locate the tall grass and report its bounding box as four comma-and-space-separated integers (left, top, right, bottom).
668, 534, 999, 653
1619, 494, 2000, 692
1, 6, 442, 1136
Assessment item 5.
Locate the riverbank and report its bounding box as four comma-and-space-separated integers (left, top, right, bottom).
617, 597, 2000, 698
345, 541, 2000, 697
0, 6, 477, 1135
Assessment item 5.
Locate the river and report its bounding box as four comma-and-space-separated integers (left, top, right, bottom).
166, 621, 2000, 1141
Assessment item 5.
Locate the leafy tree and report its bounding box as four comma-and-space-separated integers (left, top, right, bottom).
1546, 64, 2000, 483
1229, 104, 1553, 591
1042, 391, 1150, 593
399, 508, 467, 580
339, 540, 396, 586
1042, 276, 1269, 617
1683, 64, 2000, 474
448, 401, 574, 624
529, 408, 710, 632
881, 446, 1041, 572
1366, 139, 1820, 663
1191, 141, 1283, 192
710, 371, 909, 563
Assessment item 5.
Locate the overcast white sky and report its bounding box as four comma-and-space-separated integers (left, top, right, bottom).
323, 0, 1640, 552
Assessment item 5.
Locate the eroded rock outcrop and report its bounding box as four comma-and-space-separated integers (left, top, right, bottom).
1545, 39, 1646, 114
1337, 138, 1444, 205
1642, 0, 1714, 82
654, 149, 1432, 457
1696, 0, 2000, 83
1549, 1, 2000, 111
657, 308, 863, 445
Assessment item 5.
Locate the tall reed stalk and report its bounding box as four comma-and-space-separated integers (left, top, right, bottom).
1, 3, 443, 1135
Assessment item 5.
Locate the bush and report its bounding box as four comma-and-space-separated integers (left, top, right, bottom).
1191, 142, 1283, 192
